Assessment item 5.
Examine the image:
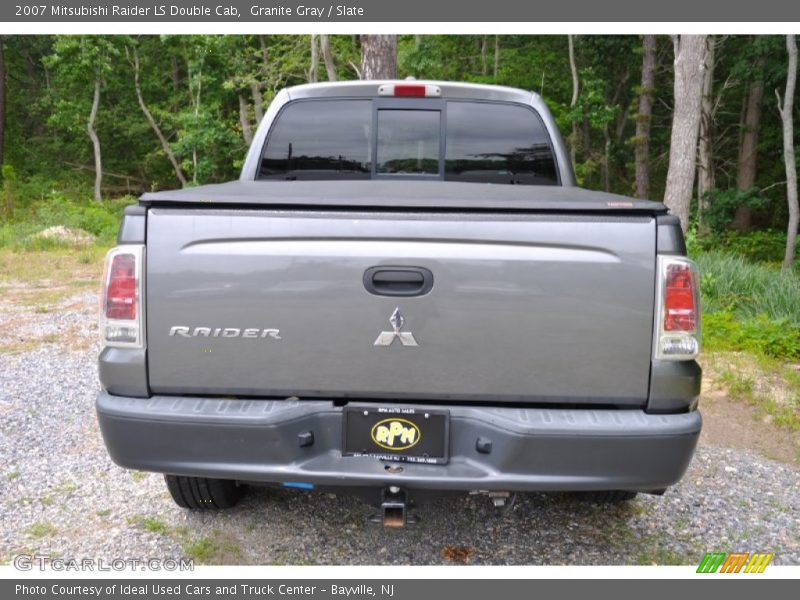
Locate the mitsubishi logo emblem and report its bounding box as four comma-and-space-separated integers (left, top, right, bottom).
374, 308, 419, 347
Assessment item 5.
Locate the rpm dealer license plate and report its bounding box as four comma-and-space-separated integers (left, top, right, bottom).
342, 406, 449, 464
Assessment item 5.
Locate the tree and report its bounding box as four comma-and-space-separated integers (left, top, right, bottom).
494, 35, 500, 80
0, 37, 5, 169
128, 43, 187, 186
634, 35, 656, 199
732, 42, 766, 232
320, 35, 337, 81
777, 34, 797, 271
567, 35, 580, 169
697, 36, 716, 227
360, 35, 397, 79
308, 34, 319, 83
45, 36, 121, 201
663, 35, 707, 231
86, 77, 102, 201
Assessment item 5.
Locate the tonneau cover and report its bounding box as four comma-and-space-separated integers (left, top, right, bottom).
140, 180, 668, 213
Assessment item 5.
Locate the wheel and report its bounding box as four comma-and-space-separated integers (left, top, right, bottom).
575, 490, 638, 504
164, 475, 244, 510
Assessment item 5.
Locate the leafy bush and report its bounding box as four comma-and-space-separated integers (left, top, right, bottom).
690, 229, 789, 264
703, 312, 800, 359
0, 189, 135, 250
699, 187, 770, 233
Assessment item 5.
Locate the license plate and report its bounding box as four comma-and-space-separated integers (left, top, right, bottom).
342, 406, 449, 464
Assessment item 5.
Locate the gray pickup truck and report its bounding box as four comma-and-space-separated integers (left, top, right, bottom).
96, 80, 702, 526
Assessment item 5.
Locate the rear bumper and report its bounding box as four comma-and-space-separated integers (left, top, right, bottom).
96, 392, 701, 492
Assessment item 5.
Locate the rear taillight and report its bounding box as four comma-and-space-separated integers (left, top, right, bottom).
100, 245, 144, 348
654, 256, 700, 360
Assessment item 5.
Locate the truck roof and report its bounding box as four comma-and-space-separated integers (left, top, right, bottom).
283, 79, 537, 104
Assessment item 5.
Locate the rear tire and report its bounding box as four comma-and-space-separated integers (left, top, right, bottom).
164, 475, 243, 510
576, 490, 638, 504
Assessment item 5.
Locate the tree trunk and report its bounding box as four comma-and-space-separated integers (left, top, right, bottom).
493, 35, 500, 80
733, 66, 765, 232
778, 35, 798, 271
601, 70, 630, 193
170, 56, 180, 93
602, 127, 611, 192
251, 82, 264, 124
359, 35, 397, 80
0, 37, 5, 169
238, 95, 253, 146
259, 35, 269, 73
481, 36, 488, 76
634, 35, 656, 199
663, 35, 707, 232
131, 46, 187, 187
697, 36, 716, 230
87, 78, 103, 202
309, 34, 319, 83
568, 35, 580, 171
320, 35, 337, 81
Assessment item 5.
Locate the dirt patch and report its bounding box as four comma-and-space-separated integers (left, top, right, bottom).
0, 290, 98, 353
31, 226, 95, 247
700, 385, 800, 467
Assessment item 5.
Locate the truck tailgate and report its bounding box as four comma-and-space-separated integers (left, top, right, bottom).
145, 208, 656, 406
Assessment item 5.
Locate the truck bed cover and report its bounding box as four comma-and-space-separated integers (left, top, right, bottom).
140, 180, 668, 214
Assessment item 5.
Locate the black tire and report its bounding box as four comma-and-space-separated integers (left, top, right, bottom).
575, 490, 638, 504
164, 475, 243, 510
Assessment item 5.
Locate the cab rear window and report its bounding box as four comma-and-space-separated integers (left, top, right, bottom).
444, 102, 558, 185
259, 100, 372, 180
258, 99, 558, 185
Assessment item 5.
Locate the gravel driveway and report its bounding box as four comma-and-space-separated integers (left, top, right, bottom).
1, 292, 799, 566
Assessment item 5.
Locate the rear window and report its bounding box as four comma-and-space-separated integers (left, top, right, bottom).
445, 102, 558, 185
377, 110, 440, 175
258, 99, 558, 185
259, 100, 372, 180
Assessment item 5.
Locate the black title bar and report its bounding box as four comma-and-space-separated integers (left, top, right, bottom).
4, 0, 800, 22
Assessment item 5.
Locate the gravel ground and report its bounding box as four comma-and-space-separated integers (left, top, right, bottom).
1, 293, 799, 566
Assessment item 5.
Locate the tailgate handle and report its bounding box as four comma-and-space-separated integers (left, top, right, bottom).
364, 266, 433, 297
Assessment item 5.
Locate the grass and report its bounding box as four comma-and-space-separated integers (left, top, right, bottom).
127, 514, 244, 565
127, 515, 170, 536
182, 531, 242, 565
695, 251, 800, 360
0, 246, 105, 285
0, 190, 135, 252
695, 251, 800, 322
705, 352, 800, 431
25, 521, 58, 539
0, 246, 105, 353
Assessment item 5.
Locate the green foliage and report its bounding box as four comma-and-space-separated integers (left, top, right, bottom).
696, 251, 800, 321
700, 187, 771, 232
696, 251, 800, 359
2, 165, 17, 218
703, 312, 800, 359
704, 230, 789, 264
2, 33, 795, 212
0, 192, 134, 250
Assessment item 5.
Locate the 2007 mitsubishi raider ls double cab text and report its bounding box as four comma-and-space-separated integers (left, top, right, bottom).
96, 80, 702, 526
